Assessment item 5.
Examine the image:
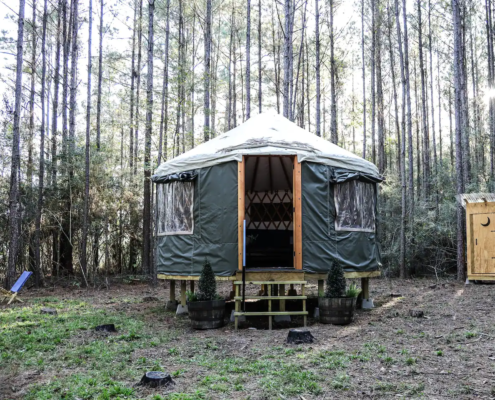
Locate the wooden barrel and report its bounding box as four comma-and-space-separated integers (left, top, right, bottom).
318, 297, 357, 325
188, 299, 225, 330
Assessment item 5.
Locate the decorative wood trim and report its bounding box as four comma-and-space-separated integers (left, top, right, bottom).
157, 274, 236, 281
238, 157, 245, 271
306, 271, 382, 280
293, 158, 303, 270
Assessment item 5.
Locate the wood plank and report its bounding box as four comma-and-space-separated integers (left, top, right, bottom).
279, 284, 286, 311
234, 311, 308, 316
157, 274, 236, 281
170, 280, 176, 302
293, 158, 303, 269
234, 281, 307, 285
236, 271, 304, 282
468, 275, 495, 280
180, 281, 187, 306
361, 278, 370, 299
238, 157, 245, 271
233, 296, 307, 300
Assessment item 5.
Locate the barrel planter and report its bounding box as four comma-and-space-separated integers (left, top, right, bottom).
318, 297, 357, 325
188, 299, 225, 329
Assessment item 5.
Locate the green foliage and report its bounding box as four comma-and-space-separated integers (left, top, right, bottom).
186, 290, 197, 302
196, 258, 217, 301
325, 261, 346, 298
345, 283, 361, 298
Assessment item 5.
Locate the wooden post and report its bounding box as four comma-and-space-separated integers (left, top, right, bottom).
180, 280, 187, 306
279, 284, 286, 311
190, 280, 195, 293
169, 280, 176, 302
361, 277, 369, 300
293, 157, 303, 269
318, 279, 324, 297
302, 284, 306, 327
238, 158, 245, 271
235, 284, 240, 331
268, 284, 272, 330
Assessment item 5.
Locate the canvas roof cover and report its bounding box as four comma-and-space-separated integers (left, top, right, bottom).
153, 111, 381, 180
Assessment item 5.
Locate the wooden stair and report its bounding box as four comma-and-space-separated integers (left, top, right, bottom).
234, 280, 307, 331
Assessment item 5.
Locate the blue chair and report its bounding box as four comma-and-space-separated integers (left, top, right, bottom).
1, 271, 32, 305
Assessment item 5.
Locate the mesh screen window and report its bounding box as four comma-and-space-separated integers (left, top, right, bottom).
157, 181, 194, 235
334, 181, 376, 232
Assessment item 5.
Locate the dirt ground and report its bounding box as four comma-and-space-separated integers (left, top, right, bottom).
2, 277, 495, 399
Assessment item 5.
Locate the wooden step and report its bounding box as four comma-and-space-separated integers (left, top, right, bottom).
234, 311, 308, 316
234, 281, 307, 285
234, 296, 307, 300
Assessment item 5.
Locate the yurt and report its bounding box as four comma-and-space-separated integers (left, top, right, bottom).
152, 112, 383, 311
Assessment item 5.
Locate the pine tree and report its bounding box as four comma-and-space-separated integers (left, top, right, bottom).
325, 261, 346, 298
197, 259, 217, 301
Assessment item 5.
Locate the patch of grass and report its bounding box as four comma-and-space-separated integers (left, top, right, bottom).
405, 357, 416, 365
436, 350, 443, 356
465, 331, 477, 339
396, 329, 405, 334
331, 373, 350, 390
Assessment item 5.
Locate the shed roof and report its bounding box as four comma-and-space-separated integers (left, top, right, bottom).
153, 111, 380, 180
457, 193, 495, 208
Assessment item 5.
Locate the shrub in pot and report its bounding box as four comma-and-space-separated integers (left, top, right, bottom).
187, 259, 225, 329
318, 261, 361, 325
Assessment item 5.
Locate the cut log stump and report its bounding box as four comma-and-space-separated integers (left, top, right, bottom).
95, 324, 117, 332
286, 329, 315, 344
139, 371, 174, 388
40, 307, 57, 315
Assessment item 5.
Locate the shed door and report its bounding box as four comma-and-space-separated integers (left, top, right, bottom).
473, 213, 495, 274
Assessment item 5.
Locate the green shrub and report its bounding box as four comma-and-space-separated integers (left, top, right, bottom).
197, 258, 217, 301
325, 261, 346, 298
345, 283, 361, 298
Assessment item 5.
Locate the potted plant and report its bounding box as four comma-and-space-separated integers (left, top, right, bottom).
318, 261, 361, 325
187, 259, 225, 329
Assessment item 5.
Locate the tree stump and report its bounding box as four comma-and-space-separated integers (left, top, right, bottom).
95, 324, 117, 332
139, 371, 174, 388
286, 329, 315, 344
40, 307, 57, 315
409, 309, 424, 318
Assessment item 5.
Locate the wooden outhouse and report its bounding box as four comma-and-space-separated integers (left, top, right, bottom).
464, 194, 495, 280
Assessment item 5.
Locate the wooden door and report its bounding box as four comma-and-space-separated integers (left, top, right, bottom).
472, 213, 495, 274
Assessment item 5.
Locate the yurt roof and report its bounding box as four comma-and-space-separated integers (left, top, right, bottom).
153, 111, 380, 180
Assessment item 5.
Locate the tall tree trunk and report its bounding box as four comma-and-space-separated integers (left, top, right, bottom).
143, 0, 154, 282
452, 0, 466, 282
158, 0, 170, 164
246, 0, 251, 119
370, 0, 376, 163
329, 0, 338, 144
283, 0, 291, 118
402, 0, 414, 217
81, 0, 92, 279
395, 0, 407, 278
204, 0, 211, 141
375, 0, 385, 173
258, 0, 262, 113
6, 0, 26, 289
27, 0, 36, 188
315, 0, 321, 136
96, 0, 104, 151
129, 1, 137, 169
428, 0, 437, 181
361, 0, 366, 158
134, 0, 143, 174
417, 0, 430, 199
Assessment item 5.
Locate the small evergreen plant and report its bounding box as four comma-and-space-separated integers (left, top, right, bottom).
325, 260, 346, 298
197, 258, 217, 301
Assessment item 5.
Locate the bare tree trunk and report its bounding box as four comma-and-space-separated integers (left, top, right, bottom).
329, 0, 338, 144
283, 0, 291, 118
143, 0, 154, 283
27, 0, 36, 188
204, 0, 211, 141
6, 0, 26, 289
417, 0, 430, 199
361, 0, 366, 158
388, 5, 400, 174
428, 0, 437, 181
449, 86, 454, 169
81, 0, 92, 279
271, 3, 280, 114
158, 0, 170, 164
370, 0, 376, 163
315, 0, 321, 136
134, 0, 143, 174
129, 0, 137, 169
402, 0, 414, 216
246, 0, 251, 119
437, 51, 443, 167
96, 0, 104, 151
452, 0, 466, 282
227, 4, 233, 129
375, 0, 384, 173
258, 0, 262, 113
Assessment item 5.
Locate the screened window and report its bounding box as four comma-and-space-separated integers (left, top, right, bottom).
157, 181, 194, 235
334, 181, 376, 232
